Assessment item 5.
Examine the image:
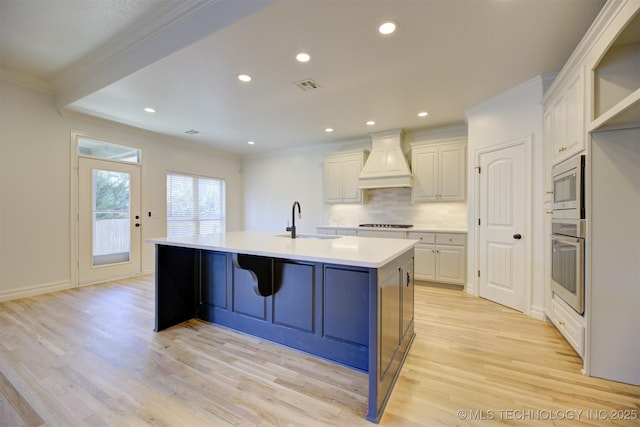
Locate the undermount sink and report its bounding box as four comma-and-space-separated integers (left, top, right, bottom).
275, 234, 341, 240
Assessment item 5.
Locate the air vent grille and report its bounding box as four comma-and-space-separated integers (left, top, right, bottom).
295, 78, 320, 92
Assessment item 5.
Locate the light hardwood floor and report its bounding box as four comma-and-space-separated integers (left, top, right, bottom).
1, 275, 638, 426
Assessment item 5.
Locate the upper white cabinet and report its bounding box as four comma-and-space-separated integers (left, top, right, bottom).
590, 10, 640, 132
411, 139, 467, 202
545, 68, 585, 165
324, 150, 368, 203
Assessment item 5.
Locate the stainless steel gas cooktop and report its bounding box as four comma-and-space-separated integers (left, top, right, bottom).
359, 224, 414, 229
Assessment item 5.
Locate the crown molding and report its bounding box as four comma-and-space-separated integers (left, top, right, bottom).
542, 0, 635, 103
1, 67, 54, 93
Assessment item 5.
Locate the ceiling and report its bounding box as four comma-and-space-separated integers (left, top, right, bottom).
1, 0, 606, 154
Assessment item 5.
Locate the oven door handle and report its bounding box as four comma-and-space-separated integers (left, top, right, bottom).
552, 234, 581, 244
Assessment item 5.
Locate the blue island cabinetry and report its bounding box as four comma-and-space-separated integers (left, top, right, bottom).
154, 243, 415, 423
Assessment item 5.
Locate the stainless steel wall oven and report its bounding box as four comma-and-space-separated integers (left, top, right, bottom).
551, 218, 585, 315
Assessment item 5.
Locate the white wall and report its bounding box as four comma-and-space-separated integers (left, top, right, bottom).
465, 75, 547, 318
243, 145, 329, 235
0, 79, 244, 300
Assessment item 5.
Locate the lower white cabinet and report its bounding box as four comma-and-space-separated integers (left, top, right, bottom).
317, 228, 357, 236
409, 232, 466, 285
550, 295, 585, 358
357, 229, 405, 239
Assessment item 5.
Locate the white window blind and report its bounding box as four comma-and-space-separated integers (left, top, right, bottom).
166, 173, 225, 237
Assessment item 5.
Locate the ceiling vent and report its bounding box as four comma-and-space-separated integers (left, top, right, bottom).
184, 129, 201, 135
295, 78, 320, 92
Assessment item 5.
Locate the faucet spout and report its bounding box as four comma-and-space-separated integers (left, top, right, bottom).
286, 201, 302, 238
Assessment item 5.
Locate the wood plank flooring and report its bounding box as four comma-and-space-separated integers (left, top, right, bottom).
0, 275, 638, 426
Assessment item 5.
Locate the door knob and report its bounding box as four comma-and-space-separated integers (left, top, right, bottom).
513, 234, 522, 239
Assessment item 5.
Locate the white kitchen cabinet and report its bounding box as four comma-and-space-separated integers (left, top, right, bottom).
357, 229, 406, 239
550, 295, 585, 358
411, 139, 466, 202
541, 0, 640, 384
410, 232, 466, 285
324, 150, 368, 203
545, 68, 585, 165
317, 227, 357, 236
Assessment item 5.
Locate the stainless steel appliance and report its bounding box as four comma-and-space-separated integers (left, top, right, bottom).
359, 224, 413, 228
552, 154, 585, 219
551, 218, 585, 315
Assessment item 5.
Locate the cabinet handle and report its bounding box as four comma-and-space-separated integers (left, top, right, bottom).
559, 320, 565, 326
546, 210, 553, 214
546, 191, 554, 195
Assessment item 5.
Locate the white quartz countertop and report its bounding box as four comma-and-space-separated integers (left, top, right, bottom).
317, 225, 468, 233
147, 231, 417, 268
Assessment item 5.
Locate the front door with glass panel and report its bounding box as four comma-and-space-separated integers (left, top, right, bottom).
78, 157, 141, 284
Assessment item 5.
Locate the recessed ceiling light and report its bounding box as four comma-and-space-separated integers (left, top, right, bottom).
366, 120, 376, 126
296, 52, 311, 63
418, 111, 429, 117
144, 107, 156, 113
247, 140, 256, 145
325, 128, 334, 133
379, 20, 397, 35
238, 74, 252, 82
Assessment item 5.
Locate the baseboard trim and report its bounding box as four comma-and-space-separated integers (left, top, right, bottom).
529, 304, 546, 321
0, 280, 73, 302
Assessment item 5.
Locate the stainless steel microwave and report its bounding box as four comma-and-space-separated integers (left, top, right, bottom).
552, 155, 585, 219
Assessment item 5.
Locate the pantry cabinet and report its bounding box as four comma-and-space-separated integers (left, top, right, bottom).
324, 150, 368, 203
411, 139, 466, 202
409, 232, 466, 285
545, 68, 585, 165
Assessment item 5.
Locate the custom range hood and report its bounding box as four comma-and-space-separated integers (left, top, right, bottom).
358, 129, 412, 189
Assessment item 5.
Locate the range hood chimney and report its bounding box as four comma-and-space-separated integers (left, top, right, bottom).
358, 129, 412, 189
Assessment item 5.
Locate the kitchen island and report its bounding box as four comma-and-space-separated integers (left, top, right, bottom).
147, 232, 416, 423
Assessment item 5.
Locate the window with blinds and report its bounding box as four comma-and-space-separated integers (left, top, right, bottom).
166, 173, 225, 237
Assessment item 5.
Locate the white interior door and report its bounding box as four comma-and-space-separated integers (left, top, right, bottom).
478, 143, 527, 311
78, 157, 141, 285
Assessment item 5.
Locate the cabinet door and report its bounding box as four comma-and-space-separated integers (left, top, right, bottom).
543, 109, 554, 203
414, 244, 436, 281
551, 94, 566, 165
439, 144, 466, 201
564, 71, 584, 159
379, 267, 400, 379
324, 159, 343, 202
341, 157, 363, 202
401, 257, 414, 340
412, 147, 438, 202
435, 244, 466, 285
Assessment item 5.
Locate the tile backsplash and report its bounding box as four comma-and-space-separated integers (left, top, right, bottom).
327, 188, 467, 229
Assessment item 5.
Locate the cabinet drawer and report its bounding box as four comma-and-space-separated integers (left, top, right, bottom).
336, 229, 357, 236
358, 230, 406, 239
551, 297, 585, 357
317, 228, 337, 235
436, 233, 466, 246
408, 232, 435, 243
